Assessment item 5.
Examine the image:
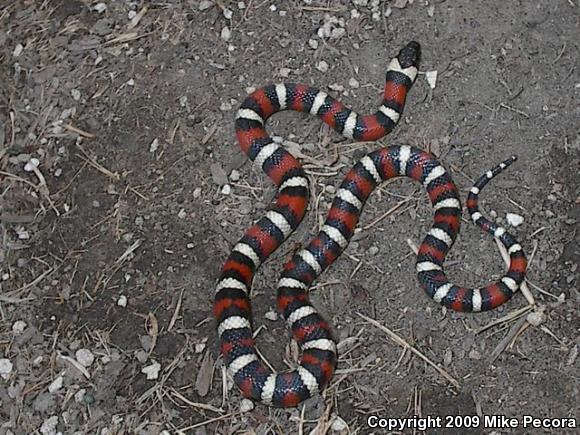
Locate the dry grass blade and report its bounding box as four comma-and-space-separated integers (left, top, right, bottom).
488, 315, 529, 362
357, 312, 460, 389
75, 152, 120, 180
474, 305, 533, 334
362, 198, 412, 231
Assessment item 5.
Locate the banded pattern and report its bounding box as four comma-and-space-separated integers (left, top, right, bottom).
215, 41, 422, 407
416, 156, 528, 312
214, 41, 527, 408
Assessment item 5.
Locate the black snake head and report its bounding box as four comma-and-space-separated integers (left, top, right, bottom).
398, 41, 421, 69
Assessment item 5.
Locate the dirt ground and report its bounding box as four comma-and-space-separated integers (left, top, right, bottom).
0, 0, 578, 434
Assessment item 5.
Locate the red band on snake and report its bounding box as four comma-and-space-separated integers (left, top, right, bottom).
214, 41, 527, 407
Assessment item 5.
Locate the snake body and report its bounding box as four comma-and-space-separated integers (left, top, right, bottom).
213, 42, 527, 407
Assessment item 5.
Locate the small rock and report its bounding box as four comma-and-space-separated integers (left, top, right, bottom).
221, 26, 231, 41
221, 184, 231, 195
40, 416, 59, 435
316, 60, 329, 72
264, 310, 278, 321
71, 89, 81, 101
393, 0, 408, 8
219, 101, 232, 111
193, 187, 202, 198
426, 70, 438, 89
348, 78, 359, 88
195, 343, 206, 353
142, 362, 161, 380
13, 43, 23, 57
308, 39, 318, 49
0, 359, 13, 380
117, 295, 128, 307
223, 8, 233, 19
24, 157, 40, 172
368, 246, 379, 256
331, 415, 348, 431
94, 3, 107, 14
240, 398, 254, 412
12, 320, 27, 334
149, 138, 159, 153
76, 349, 95, 367
48, 375, 63, 393
15, 226, 30, 240
229, 169, 240, 181
135, 350, 149, 363
506, 212, 524, 227
279, 67, 291, 78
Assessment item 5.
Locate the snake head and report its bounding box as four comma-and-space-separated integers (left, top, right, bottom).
398, 41, 421, 69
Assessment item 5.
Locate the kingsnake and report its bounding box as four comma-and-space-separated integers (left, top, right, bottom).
213, 41, 527, 407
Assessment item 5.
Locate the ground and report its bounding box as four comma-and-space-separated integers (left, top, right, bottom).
0, 0, 578, 434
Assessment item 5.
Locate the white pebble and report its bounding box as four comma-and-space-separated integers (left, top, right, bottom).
24, 157, 40, 172
238, 2, 246, 9
126, 78, 135, 86
13, 43, 23, 57
94, 2, 107, 13
316, 60, 329, 72
279, 67, 291, 78
128, 10, 137, 20
12, 320, 27, 334
223, 8, 233, 19
221, 184, 231, 195
117, 295, 128, 307
40, 416, 59, 435
220, 101, 232, 111
308, 39, 318, 49
75, 349, 95, 368
350, 9, 361, 19
195, 343, 206, 353
506, 212, 524, 227
15, 226, 30, 240
0, 359, 13, 380
269, 4, 277, 11
229, 169, 240, 181
71, 89, 81, 101
264, 310, 278, 321
142, 362, 161, 380
325, 185, 336, 194
149, 138, 159, 153
426, 70, 438, 89
331, 415, 348, 431
221, 26, 231, 41
348, 78, 360, 88
193, 187, 202, 198
240, 398, 255, 412
48, 375, 63, 393
178, 209, 187, 219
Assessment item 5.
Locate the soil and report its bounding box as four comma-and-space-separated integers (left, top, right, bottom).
0, 1, 578, 434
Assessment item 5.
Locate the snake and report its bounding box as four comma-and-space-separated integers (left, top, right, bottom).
213, 41, 528, 407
